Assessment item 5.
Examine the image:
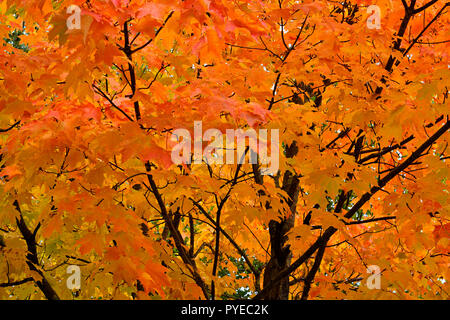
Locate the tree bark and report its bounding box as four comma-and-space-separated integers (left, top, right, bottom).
262, 170, 299, 299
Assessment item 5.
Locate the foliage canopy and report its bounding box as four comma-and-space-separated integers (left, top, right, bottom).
0, 0, 449, 300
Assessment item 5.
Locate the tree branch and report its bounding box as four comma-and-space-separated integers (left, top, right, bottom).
413, 0, 439, 14
0, 277, 34, 288
300, 243, 326, 300
13, 200, 60, 300
191, 198, 260, 277
145, 170, 210, 299
403, 3, 449, 58
346, 216, 396, 225
131, 11, 174, 54
254, 119, 449, 299
0, 120, 20, 133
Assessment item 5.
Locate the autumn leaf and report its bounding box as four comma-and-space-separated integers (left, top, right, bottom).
0, 0, 448, 302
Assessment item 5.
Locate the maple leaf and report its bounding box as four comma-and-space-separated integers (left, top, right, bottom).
0, 0, 448, 302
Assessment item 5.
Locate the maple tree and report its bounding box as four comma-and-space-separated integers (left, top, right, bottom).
0, 0, 449, 300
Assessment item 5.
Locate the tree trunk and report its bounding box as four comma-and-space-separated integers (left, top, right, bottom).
262, 170, 299, 299
262, 218, 294, 299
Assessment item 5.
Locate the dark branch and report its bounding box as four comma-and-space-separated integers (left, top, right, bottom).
0, 277, 34, 288
255, 120, 450, 299
13, 201, 60, 300
131, 11, 174, 54
0, 120, 20, 133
